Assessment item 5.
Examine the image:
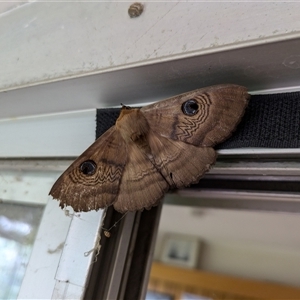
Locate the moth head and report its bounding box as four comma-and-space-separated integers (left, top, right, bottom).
120, 103, 131, 110
181, 99, 199, 116
79, 160, 97, 175
118, 104, 135, 121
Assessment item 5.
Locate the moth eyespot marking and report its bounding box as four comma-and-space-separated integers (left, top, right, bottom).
80, 160, 97, 175
182, 99, 199, 116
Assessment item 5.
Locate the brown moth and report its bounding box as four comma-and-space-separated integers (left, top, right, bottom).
50, 84, 249, 213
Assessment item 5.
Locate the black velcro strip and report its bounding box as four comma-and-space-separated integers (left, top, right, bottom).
96, 108, 121, 138
96, 91, 300, 149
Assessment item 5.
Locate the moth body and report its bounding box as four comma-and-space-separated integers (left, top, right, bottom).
116, 107, 151, 154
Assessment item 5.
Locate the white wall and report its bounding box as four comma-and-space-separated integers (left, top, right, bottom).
200, 241, 300, 287
155, 205, 300, 287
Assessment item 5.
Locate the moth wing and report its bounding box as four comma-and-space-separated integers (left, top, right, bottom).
147, 130, 217, 189
49, 127, 127, 212
141, 84, 249, 147
113, 142, 169, 213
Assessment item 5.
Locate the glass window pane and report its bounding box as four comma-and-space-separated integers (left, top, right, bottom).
0, 202, 44, 299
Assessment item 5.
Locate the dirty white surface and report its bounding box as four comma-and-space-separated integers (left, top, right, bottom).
0, 168, 57, 204
1, 1, 300, 119
1, 1, 300, 92
17, 199, 72, 299
0, 1, 28, 16
53, 209, 103, 299
0, 109, 96, 157
11, 170, 104, 300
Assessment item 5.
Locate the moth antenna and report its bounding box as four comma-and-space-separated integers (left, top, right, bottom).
120, 103, 131, 109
